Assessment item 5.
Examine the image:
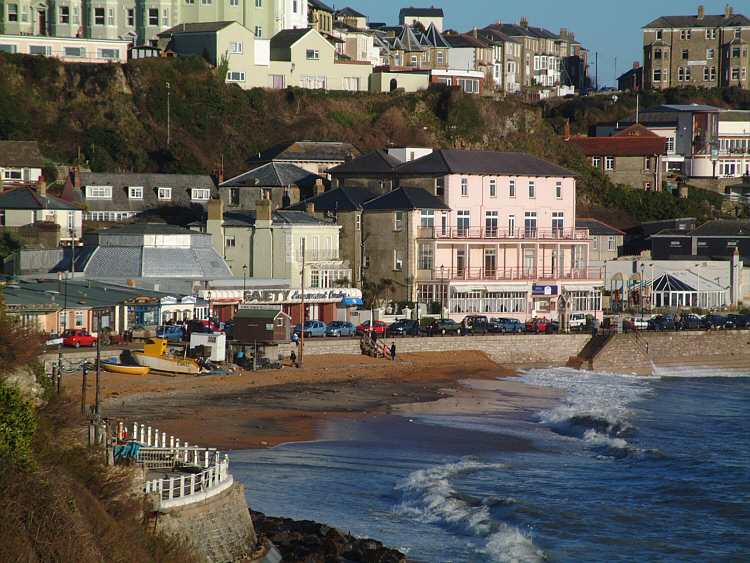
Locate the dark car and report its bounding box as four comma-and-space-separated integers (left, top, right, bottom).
426, 319, 463, 336
387, 319, 421, 337
727, 314, 750, 328
461, 315, 490, 335
648, 315, 676, 331
677, 314, 702, 331
702, 314, 729, 329
490, 318, 524, 333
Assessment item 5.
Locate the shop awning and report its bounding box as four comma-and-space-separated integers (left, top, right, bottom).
341, 297, 364, 306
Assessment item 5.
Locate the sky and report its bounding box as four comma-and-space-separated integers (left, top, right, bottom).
344, 0, 742, 86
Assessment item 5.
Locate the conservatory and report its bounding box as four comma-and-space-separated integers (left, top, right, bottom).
648, 273, 727, 309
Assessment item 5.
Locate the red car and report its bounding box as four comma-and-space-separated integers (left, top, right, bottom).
355, 320, 388, 336
525, 318, 550, 334
62, 329, 97, 348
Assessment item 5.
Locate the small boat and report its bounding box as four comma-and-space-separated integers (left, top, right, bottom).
132, 338, 202, 375
101, 361, 151, 376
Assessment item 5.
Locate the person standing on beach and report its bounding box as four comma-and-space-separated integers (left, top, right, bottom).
390, 342, 396, 361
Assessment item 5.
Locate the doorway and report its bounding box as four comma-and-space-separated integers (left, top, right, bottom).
38, 9, 47, 35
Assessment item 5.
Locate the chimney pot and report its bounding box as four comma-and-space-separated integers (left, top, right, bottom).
305, 202, 315, 215
725, 4, 733, 18
37, 176, 47, 197
207, 197, 224, 221
633, 61, 641, 69
256, 198, 272, 221
697, 5, 705, 19
520, 16, 528, 29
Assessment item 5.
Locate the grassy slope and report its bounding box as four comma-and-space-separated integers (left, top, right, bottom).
0, 53, 744, 227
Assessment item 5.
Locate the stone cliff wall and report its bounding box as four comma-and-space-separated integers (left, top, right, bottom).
153, 481, 257, 563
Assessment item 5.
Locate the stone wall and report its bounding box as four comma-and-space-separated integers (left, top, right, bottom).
153, 481, 257, 563
590, 330, 750, 375
280, 334, 591, 365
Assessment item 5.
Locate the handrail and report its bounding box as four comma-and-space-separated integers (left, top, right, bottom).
417, 226, 591, 241
425, 266, 603, 282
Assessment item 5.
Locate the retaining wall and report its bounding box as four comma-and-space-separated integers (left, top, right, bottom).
591, 330, 750, 375
278, 334, 591, 365
153, 481, 257, 563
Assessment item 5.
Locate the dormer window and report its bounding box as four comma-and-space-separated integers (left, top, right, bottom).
191, 188, 210, 201
128, 186, 143, 199
86, 185, 112, 199
157, 187, 172, 200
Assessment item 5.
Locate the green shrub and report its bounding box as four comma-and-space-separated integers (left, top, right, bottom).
0, 381, 37, 463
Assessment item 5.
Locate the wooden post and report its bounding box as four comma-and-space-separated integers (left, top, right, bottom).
80, 364, 87, 416
299, 238, 305, 368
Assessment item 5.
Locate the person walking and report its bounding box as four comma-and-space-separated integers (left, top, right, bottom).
390, 341, 396, 361
592, 317, 600, 337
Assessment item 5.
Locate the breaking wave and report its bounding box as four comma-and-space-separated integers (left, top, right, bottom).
395, 459, 544, 562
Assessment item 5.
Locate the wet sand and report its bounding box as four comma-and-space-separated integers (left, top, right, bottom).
63, 351, 555, 450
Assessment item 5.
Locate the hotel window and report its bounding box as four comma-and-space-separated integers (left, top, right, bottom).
733, 47, 741, 58
292, 0, 298, 12
29, 44, 51, 55
411, 55, 418, 65
732, 68, 740, 80
128, 186, 143, 199
704, 67, 711, 81
127, 8, 134, 26
604, 156, 615, 171
592, 237, 598, 250
86, 185, 112, 199
227, 71, 246, 82
393, 250, 403, 271
735, 28, 742, 40
7, 3, 18, 21
489, 179, 497, 197
555, 181, 562, 199
552, 212, 564, 233
75, 311, 84, 327
225, 236, 236, 248
507, 214, 516, 236
306, 49, 320, 60
394, 211, 404, 231
255, 0, 262, 6
509, 179, 516, 198
607, 236, 615, 251
706, 29, 716, 40
680, 30, 691, 40
666, 137, 675, 153
158, 187, 172, 200
72, 6, 79, 23
655, 30, 662, 40
60, 6, 69, 23
3, 168, 22, 180
418, 244, 433, 270
95, 7, 105, 25
191, 188, 211, 200
681, 48, 688, 60
230, 0, 239, 5
310, 270, 320, 288
254, 26, 262, 37
229, 188, 240, 206
98, 48, 118, 59
524, 211, 537, 237
64, 46, 85, 57
653, 68, 662, 82
230, 41, 243, 54
528, 180, 535, 199
592, 156, 601, 167
644, 157, 652, 171
435, 177, 445, 198
148, 8, 158, 26
485, 211, 498, 237
355, 213, 361, 231
108, 7, 114, 25
460, 177, 468, 196
420, 209, 434, 227
201, 0, 212, 4
162, 8, 169, 26
706, 48, 714, 60
436, 52, 444, 65
186, 0, 194, 3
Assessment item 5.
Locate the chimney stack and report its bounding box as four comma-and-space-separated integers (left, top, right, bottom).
314, 178, 325, 196
633, 61, 641, 69
74, 165, 81, 189
520, 16, 528, 29
697, 5, 705, 20
305, 202, 315, 215
472, 27, 478, 38
725, 4, 733, 18
37, 175, 47, 197
207, 197, 224, 221
256, 198, 272, 222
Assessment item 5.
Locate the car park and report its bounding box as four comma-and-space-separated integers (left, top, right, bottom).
461, 315, 490, 335
325, 321, 356, 337
489, 318, 524, 333
355, 320, 388, 336
426, 318, 463, 336
62, 329, 97, 348
386, 319, 421, 337
294, 320, 327, 338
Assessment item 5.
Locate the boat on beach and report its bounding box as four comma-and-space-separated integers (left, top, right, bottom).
132, 338, 203, 375
101, 361, 151, 376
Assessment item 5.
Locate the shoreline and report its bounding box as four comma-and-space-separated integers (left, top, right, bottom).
70, 351, 525, 450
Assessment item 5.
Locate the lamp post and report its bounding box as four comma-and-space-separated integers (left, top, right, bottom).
440, 265, 445, 319
166, 81, 171, 147
207, 290, 212, 322
242, 264, 247, 303
640, 263, 645, 327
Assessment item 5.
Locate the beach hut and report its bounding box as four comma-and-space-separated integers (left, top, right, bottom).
233, 308, 291, 343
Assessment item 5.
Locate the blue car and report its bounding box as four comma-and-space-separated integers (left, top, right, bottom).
490, 318, 524, 333
156, 325, 185, 342
294, 320, 327, 338
325, 321, 355, 337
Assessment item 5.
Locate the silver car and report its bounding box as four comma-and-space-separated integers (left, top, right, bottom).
325, 321, 355, 337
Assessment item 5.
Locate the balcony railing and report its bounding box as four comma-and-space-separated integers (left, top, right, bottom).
417, 226, 590, 241
294, 250, 341, 261
423, 266, 603, 282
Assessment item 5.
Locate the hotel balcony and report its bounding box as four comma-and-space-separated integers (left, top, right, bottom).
419, 266, 603, 283
417, 226, 591, 241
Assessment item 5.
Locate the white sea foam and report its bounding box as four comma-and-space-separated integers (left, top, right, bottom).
395, 459, 544, 562
654, 366, 750, 378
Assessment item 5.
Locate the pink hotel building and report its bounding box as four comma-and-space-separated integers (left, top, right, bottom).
396, 150, 604, 321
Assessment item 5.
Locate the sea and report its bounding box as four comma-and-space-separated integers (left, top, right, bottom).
232, 368, 750, 562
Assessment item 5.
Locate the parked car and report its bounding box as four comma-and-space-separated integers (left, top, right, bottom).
156, 325, 185, 342
461, 315, 490, 335
294, 320, 327, 338
426, 318, 463, 336
677, 314, 703, 331
325, 321, 355, 337
62, 329, 97, 348
355, 320, 388, 336
525, 318, 550, 334
187, 319, 222, 335
629, 317, 649, 330
727, 314, 750, 328
386, 319, 421, 337
489, 318, 524, 333
568, 313, 588, 331
547, 321, 560, 333
702, 314, 729, 329
648, 315, 676, 331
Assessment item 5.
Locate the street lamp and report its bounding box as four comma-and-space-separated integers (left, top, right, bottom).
207, 290, 212, 322
242, 264, 247, 302
640, 263, 645, 327
440, 265, 445, 319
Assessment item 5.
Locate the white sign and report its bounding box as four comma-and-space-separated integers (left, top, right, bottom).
687, 60, 706, 66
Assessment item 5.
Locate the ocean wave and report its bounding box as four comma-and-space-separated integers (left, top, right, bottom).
654, 366, 750, 378
395, 459, 544, 562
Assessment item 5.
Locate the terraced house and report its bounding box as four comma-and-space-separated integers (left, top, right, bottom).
643, 5, 750, 90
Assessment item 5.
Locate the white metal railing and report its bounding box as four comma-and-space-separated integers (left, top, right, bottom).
113, 421, 232, 507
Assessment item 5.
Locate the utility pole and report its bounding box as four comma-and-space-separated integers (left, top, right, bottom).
166, 81, 171, 147
81, 362, 87, 416
298, 238, 305, 368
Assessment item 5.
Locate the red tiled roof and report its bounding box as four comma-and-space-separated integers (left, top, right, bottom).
568, 135, 667, 156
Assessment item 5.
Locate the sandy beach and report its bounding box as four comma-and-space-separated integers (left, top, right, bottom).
62, 350, 556, 450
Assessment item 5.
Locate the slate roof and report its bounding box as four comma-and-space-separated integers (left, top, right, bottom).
308, 0, 334, 13
690, 220, 750, 237
0, 186, 80, 210
575, 219, 625, 236
652, 273, 696, 292
421, 23, 450, 48
400, 7, 444, 17
643, 13, 750, 29
484, 22, 559, 40
79, 172, 216, 213
95, 223, 197, 236
396, 150, 577, 177
158, 21, 234, 36
220, 210, 330, 227
569, 134, 667, 157
645, 104, 721, 113
363, 187, 449, 211
254, 141, 360, 164
270, 28, 313, 50
397, 24, 426, 51
328, 150, 401, 175
288, 186, 378, 212
479, 27, 520, 44
445, 33, 489, 48
337, 7, 366, 18
220, 162, 322, 189
0, 141, 46, 168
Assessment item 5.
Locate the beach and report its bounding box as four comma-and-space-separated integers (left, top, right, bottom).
64, 350, 549, 450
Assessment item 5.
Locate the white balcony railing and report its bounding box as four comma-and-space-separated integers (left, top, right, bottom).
417, 226, 590, 241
